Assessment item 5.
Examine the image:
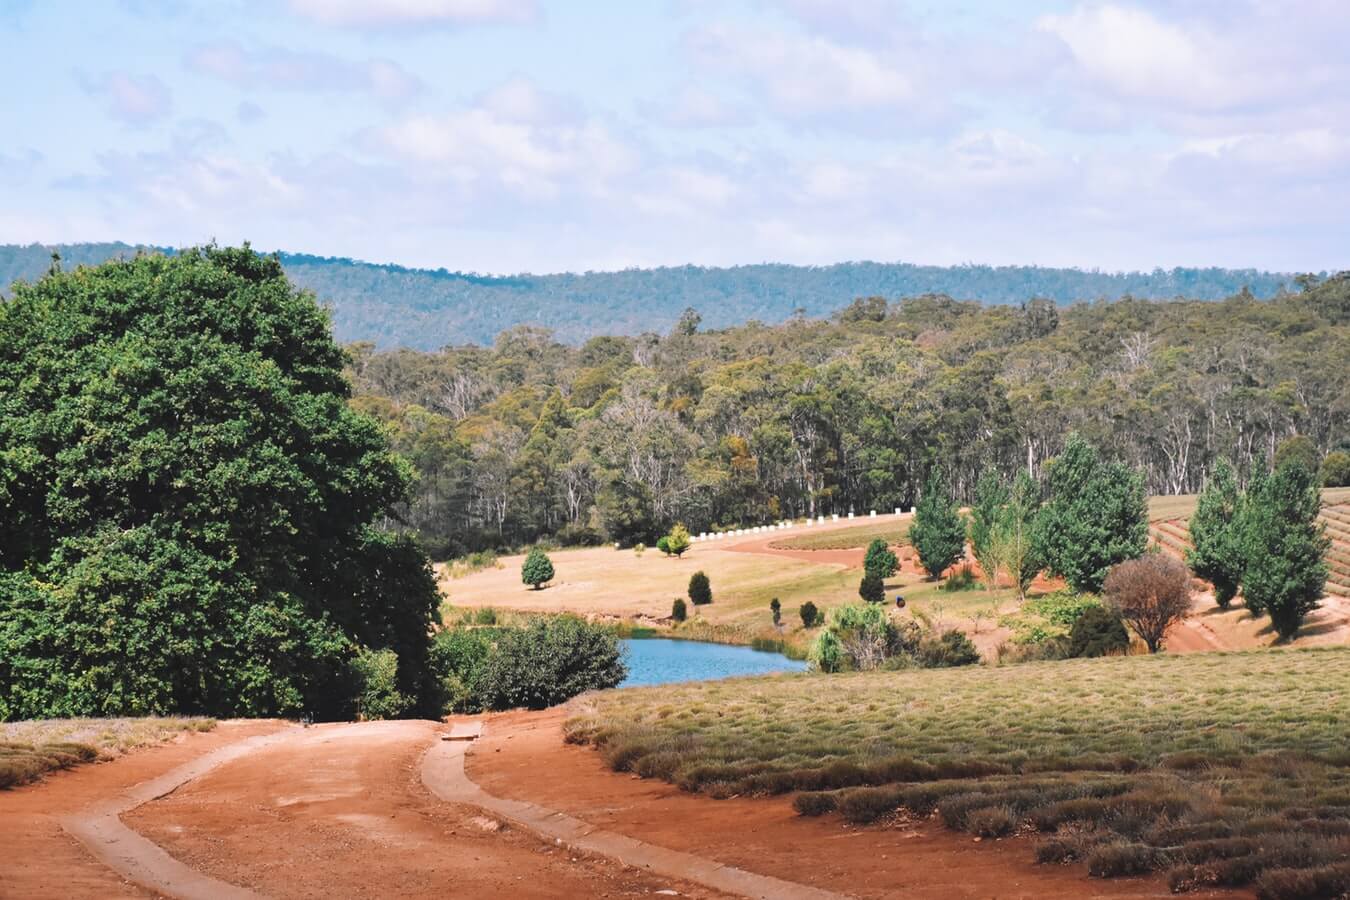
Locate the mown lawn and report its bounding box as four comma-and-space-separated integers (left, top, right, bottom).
568, 648, 1350, 896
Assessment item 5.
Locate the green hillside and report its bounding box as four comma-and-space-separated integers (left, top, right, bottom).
0, 242, 1298, 349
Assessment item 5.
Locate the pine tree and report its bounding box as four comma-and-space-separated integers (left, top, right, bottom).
665, 523, 692, 558
858, 572, 885, 603
688, 571, 713, 606
908, 469, 967, 579
1032, 435, 1148, 593
1241, 461, 1329, 639
992, 470, 1043, 600
863, 538, 898, 580
1186, 458, 1244, 608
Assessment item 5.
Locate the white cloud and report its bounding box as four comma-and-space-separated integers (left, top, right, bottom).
476, 75, 580, 125
687, 24, 914, 116
652, 85, 751, 128
80, 71, 172, 126
286, 0, 536, 27
1037, 5, 1234, 109
187, 42, 423, 101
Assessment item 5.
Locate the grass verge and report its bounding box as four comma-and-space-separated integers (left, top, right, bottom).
567, 648, 1350, 894
0, 716, 217, 789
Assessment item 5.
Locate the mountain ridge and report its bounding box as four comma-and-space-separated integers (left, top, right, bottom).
0, 242, 1304, 350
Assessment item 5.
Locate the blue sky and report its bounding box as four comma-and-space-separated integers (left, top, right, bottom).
3, 0, 1348, 274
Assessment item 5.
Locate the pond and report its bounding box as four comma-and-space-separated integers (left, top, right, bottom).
619, 638, 808, 687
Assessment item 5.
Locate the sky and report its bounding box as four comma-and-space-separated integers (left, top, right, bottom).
2, 0, 1348, 274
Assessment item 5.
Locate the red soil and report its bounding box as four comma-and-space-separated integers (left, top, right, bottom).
0, 720, 286, 899
125, 719, 727, 900
468, 708, 1243, 900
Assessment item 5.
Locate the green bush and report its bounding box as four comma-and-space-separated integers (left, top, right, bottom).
863, 539, 898, 579
521, 547, 555, 590
940, 565, 979, 592
665, 524, 691, 558
1186, 458, 1245, 608
672, 598, 687, 622
1322, 451, 1350, 488
429, 628, 492, 713
474, 617, 628, 710
800, 601, 820, 628
351, 647, 410, 720
1068, 605, 1130, 658
858, 572, 885, 603
688, 571, 712, 606
656, 536, 672, 556
917, 630, 981, 668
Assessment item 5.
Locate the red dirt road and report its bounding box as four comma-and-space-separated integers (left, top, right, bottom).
468, 709, 1243, 900
0, 720, 286, 899
126, 719, 727, 899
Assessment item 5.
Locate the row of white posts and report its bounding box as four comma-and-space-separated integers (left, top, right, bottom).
689, 506, 911, 542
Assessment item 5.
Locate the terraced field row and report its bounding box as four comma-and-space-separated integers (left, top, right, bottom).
1150, 503, 1350, 597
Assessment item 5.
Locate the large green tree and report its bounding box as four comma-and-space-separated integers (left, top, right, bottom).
1241, 462, 1329, 640
0, 247, 440, 721
1033, 436, 1148, 593
908, 470, 967, 579
1185, 458, 1245, 608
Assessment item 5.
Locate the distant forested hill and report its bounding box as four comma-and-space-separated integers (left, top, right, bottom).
0, 242, 1299, 349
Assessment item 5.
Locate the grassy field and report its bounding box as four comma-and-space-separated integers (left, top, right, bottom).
771, 515, 911, 551
0, 716, 217, 789
567, 648, 1350, 895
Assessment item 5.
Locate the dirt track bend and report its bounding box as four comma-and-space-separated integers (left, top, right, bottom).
55, 718, 810, 899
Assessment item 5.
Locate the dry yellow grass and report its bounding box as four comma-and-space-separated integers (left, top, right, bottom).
440, 541, 854, 630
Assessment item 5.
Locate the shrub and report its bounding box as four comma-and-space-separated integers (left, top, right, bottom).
838, 786, 905, 824
1086, 841, 1168, 877
665, 524, 692, 558
473, 606, 499, 625
351, 647, 410, 720
1256, 862, 1350, 900
1104, 554, 1192, 653
966, 805, 1018, 837
1033, 435, 1148, 593
429, 628, 492, 713
672, 598, 687, 622
656, 536, 672, 556
940, 565, 979, 592
793, 791, 839, 816
918, 630, 981, 668
474, 617, 627, 710
909, 469, 967, 578
688, 571, 712, 606
1068, 605, 1130, 658
769, 598, 781, 625
1322, 451, 1350, 488
863, 538, 899, 580
633, 543, 646, 557
810, 603, 920, 672
521, 547, 555, 590
800, 601, 820, 628
858, 572, 885, 603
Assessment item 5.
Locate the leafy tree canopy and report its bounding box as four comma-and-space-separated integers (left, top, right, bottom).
0, 246, 439, 721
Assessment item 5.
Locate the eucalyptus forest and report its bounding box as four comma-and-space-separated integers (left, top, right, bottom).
350, 277, 1350, 557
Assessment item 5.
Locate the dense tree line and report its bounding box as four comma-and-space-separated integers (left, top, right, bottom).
349, 278, 1350, 557
1, 242, 1297, 349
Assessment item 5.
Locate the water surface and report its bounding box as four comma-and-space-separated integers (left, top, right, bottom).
619, 637, 808, 687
